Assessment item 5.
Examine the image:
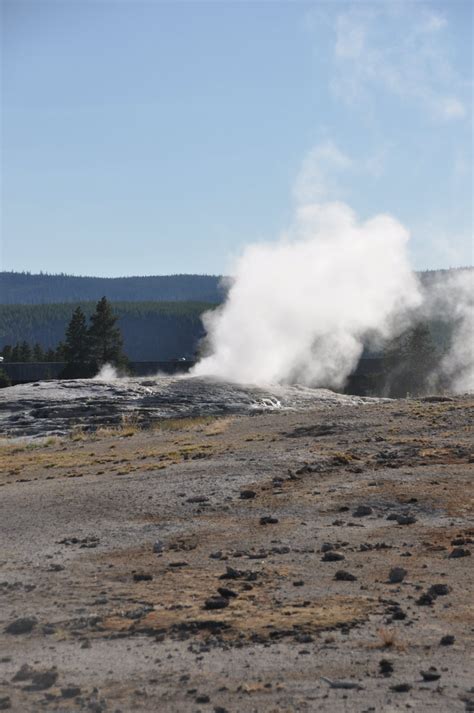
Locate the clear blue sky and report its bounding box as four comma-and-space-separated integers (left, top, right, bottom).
1, 0, 472, 276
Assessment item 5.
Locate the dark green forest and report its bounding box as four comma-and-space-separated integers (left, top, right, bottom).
0, 301, 213, 361
0, 272, 224, 305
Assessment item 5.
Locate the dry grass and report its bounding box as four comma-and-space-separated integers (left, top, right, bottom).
375, 627, 405, 650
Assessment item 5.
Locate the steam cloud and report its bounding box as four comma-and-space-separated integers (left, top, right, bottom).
193, 199, 422, 388
423, 269, 474, 393
192, 137, 472, 393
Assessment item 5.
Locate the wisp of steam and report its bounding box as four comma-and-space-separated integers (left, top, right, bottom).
193, 200, 422, 388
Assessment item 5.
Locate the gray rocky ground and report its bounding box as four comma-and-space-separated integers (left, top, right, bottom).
0, 388, 473, 712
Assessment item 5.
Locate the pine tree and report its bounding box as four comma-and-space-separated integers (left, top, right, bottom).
62, 307, 92, 377
1, 345, 12, 362
33, 343, 44, 361
11, 344, 21, 362
88, 297, 127, 370
64, 307, 89, 364
19, 341, 32, 362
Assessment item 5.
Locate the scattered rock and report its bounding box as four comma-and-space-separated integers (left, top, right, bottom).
390, 683, 412, 692
27, 669, 58, 691
217, 587, 237, 599
428, 583, 450, 596
48, 563, 65, 572
395, 515, 417, 525
204, 597, 229, 610
260, 516, 279, 525
0, 696, 11, 710
196, 694, 210, 703
352, 505, 373, 517
416, 592, 435, 606
240, 490, 256, 499
186, 496, 209, 504
420, 668, 441, 682
321, 677, 364, 690
334, 570, 357, 581
379, 659, 394, 677
153, 540, 164, 554
322, 551, 345, 562
449, 547, 471, 558
388, 567, 407, 584
133, 573, 153, 582
5, 617, 37, 635
293, 580, 304, 587
440, 634, 455, 646
61, 686, 81, 698
12, 664, 34, 681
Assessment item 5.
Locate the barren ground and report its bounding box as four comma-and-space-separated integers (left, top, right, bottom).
0, 396, 473, 712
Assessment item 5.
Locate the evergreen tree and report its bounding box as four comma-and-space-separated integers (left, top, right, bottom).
1, 345, 12, 362
62, 307, 91, 377
33, 343, 44, 361
19, 341, 32, 362
11, 343, 21, 362
45, 348, 56, 362
88, 297, 127, 370
64, 308, 89, 363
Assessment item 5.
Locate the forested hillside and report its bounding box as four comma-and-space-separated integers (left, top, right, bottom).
0, 302, 214, 360
0, 272, 225, 305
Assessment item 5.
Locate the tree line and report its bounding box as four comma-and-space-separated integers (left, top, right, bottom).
0, 271, 224, 305
1, 297, 128, 378
0, 300, 211, 360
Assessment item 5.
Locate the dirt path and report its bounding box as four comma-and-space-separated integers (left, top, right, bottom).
0, 397, 473, 712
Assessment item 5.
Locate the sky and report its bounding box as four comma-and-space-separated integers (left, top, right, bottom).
1, 0, 472, 277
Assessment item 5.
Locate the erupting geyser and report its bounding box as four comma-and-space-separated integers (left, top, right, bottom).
193, 200, 422, 387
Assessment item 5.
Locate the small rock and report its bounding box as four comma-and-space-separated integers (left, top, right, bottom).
379, 659, 394, 677
196, 694, 210, 703
48, 563, 65, 572
28, 669, 58, 690
428, 583, 450, 596
322, 551, 345, 562
449, 547, 471, 558
0, 696, 11, 710
390, 683, 412, 692
416, 592, 435, 606
293, 580, 304, 587
61, 686, 81, 698
209, 551, 223, 559
439, 634, 455, 646
260, 516, 279, 525
388, 567, 407, 584
217, 587, 237, 599
133, 573, 153, 582
396, 515, 417, 525
12, 664, 34, 681
240, 490, 256, 499
420, 668, 441, 682
321, 543, 334, 553
5, 617, 37, 635
153, 541, 164, 554
334, 570, 357, 581
186, 496, 209, 504
352, 505, 373, 518
204, 597, 229, 610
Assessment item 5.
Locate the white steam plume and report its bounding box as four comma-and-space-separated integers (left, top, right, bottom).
193, 184, 422, 387
424, 269, 474, 393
